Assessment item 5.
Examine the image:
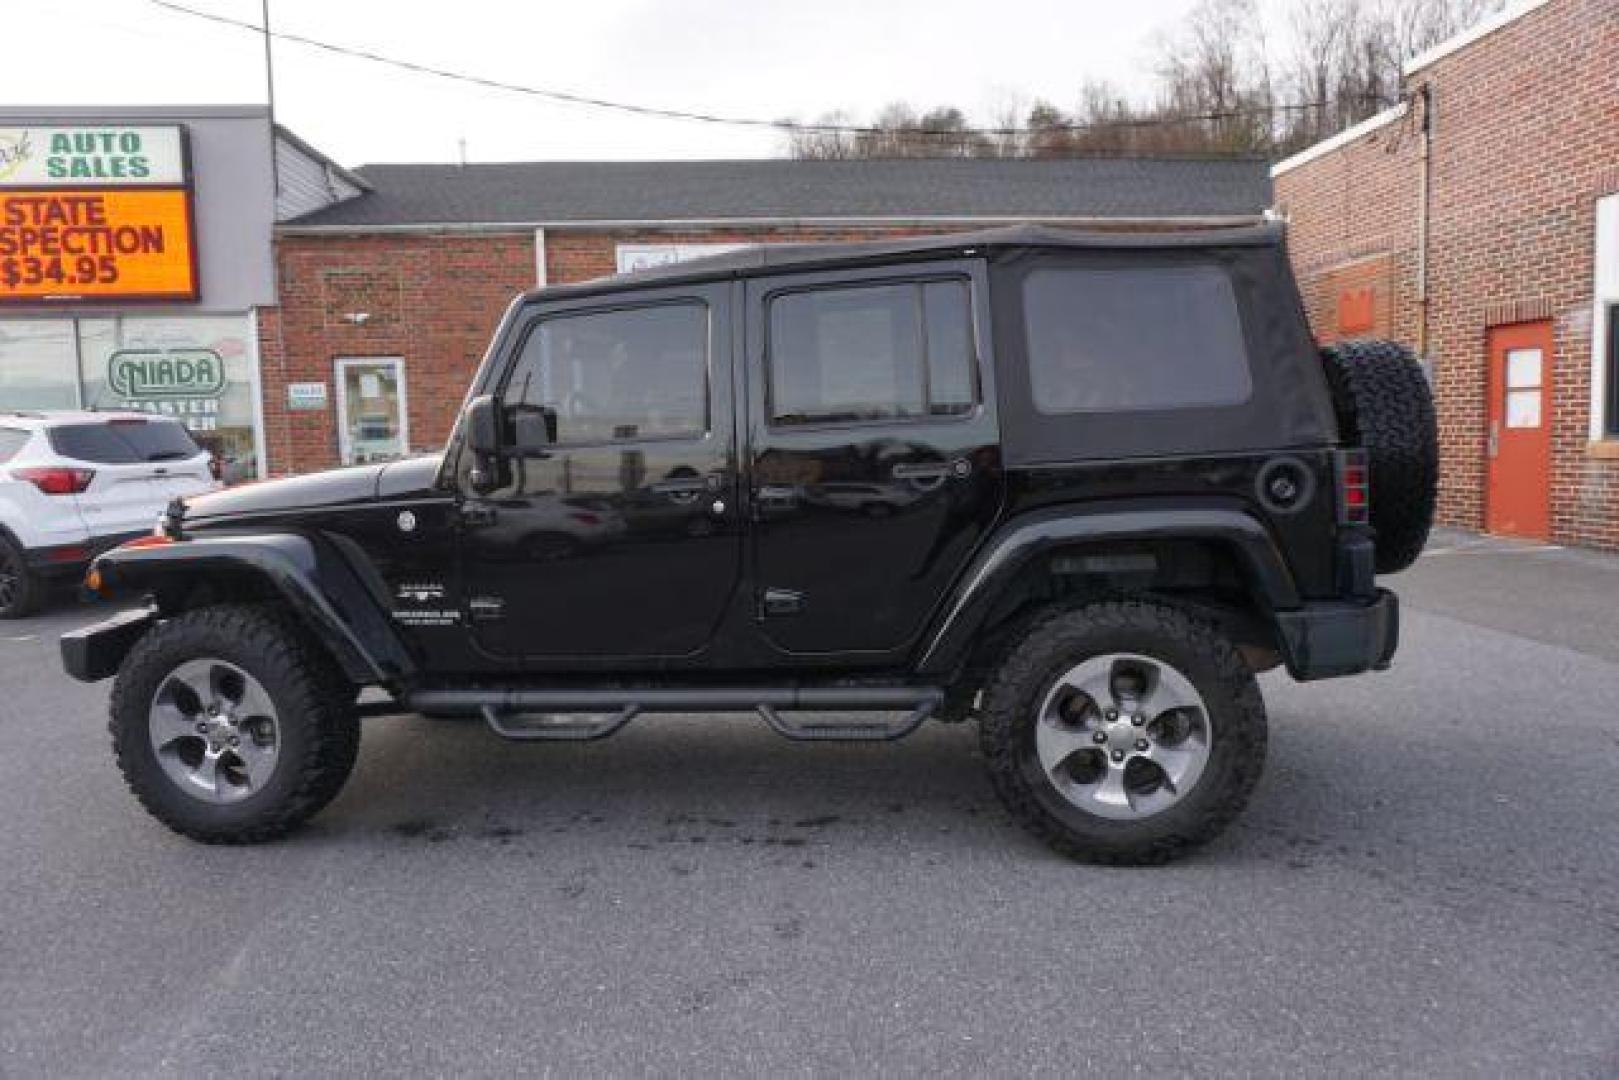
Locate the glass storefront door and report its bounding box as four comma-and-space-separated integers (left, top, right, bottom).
0, 321, 79, 409
335, 357, 408, 466
0, 313, 264, 482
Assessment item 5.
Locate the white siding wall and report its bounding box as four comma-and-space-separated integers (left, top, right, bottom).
274, 134, 363, 222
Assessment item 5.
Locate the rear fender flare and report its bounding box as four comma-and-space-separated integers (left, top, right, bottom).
94, 533, 413, 686
914, 506, 1300, 677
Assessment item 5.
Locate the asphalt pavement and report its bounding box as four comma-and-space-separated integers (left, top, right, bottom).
1, 528, 1615, 1077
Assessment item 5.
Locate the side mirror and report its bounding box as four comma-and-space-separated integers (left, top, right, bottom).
464, 394, 499, 456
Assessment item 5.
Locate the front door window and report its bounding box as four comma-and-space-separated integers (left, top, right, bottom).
336, 358, 407, 465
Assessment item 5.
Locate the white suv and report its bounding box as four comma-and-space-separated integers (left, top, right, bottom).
0, 411, 220, 617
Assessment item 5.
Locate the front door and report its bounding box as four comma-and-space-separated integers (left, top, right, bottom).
744, 262, 1003, 659
1485, 321, 1552, 540
459, 284, 741, 663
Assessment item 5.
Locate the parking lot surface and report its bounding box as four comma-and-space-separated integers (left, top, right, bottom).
1, 530, 1615, 1077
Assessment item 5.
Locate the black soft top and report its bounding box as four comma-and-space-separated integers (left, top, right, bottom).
514, 222, 1336, 462
527, 223, 1284, 301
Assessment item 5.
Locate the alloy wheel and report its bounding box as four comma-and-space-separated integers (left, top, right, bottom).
1034, 652, 1213, 821
148, 658, 281, 804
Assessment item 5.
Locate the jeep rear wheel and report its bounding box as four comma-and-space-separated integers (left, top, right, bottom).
109, 603, 360, 843
979, 599, 1266, 864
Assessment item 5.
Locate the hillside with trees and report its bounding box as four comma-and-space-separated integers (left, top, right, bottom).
783, 0, 1501, 160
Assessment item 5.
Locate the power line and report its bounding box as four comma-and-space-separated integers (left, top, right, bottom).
148, 0, 1353, 139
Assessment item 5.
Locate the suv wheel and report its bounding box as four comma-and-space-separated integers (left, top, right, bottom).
979, 599, 1266, 864
0, 535, 40, 619
109, 604, 360, 843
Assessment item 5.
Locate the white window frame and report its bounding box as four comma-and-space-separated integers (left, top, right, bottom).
333, 356, 409, 466
1591, 194, 1619, 442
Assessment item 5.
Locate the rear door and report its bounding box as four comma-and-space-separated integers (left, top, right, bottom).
744, 260, 1004, 658
49, 418, 207, 537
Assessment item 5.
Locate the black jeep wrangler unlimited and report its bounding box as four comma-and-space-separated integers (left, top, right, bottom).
62, 225, 1436, 864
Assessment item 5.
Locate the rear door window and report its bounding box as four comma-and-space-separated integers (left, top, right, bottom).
767, 279, 978, 426
49, 420, 201, 464
0, 428, 29, 463
1022, 265, 1252, 413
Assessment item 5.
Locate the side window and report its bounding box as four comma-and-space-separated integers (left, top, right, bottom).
0, 428, 29, 463
504, 302, 708, 445
768, 279, 977, 426
1022, 265, 1253, 413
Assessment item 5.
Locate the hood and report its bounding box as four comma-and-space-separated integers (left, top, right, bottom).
181, 455, 443, 524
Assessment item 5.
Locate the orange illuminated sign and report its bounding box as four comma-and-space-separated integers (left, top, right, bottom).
0, 188, 197, 303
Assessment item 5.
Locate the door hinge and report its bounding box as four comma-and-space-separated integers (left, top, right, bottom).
761, 587, 805, 617
460, 503, 497, 527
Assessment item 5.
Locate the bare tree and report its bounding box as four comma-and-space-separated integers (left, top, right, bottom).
781, 0, 1504, 161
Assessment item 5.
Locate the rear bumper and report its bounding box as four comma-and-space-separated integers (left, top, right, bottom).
60, 607, 155, 682
1273, 589, 1399, 682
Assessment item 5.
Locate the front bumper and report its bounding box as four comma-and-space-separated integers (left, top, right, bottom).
1273, 589, 1399, 682
60, 607, 155, 683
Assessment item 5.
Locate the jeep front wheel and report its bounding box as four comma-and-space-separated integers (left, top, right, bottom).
979, 599, 1266, 864
109, 604, 360, 843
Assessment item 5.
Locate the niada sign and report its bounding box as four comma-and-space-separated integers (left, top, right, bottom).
0, 126, 186, 186
108, 348, 225, 400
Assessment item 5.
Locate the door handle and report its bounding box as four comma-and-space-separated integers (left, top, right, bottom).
651, 477, 706, 502
1487, 422, 1500, 459
892, 458, 970, 482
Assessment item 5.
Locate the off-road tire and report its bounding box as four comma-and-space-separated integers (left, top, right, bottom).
979, 599, 1267, 865
1320, 339, 1438, 573
0, 535, 40, 619
110, 603, 360, 843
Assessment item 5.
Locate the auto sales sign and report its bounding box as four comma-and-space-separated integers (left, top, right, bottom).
0, 125, 197, 303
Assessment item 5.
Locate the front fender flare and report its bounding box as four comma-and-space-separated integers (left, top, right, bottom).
91, 533, 413, 686
913, 506, 1301, 678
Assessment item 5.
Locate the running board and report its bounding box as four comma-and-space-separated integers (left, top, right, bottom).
405, 686, 944, 743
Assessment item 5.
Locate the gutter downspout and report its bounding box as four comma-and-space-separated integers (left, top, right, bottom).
1416, 83, 1434, 357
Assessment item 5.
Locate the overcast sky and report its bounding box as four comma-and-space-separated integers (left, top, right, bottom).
6, 0, 1287, 166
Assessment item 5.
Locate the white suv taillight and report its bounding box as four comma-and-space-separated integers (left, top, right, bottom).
13, 466, 96, 495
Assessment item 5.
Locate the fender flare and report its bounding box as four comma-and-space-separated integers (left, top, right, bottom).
913, 505, 1301, 677
93, 532, 414, 686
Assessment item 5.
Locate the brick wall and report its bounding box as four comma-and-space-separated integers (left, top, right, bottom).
1275, 0, 1619, 549
260, 232, 536, 475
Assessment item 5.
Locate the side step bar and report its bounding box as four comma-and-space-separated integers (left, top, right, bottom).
403, 686, 945, 743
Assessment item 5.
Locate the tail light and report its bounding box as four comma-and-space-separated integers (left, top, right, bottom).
13, 466, 95, 495
1335, 449, 1370, 525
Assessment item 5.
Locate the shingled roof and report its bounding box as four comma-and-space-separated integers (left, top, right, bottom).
281, 156, 1272, 230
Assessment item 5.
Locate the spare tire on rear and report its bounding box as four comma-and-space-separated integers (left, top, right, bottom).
1319, 339, 1438, 574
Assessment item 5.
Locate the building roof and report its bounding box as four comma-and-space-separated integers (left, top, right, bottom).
281, 156, 1273, 231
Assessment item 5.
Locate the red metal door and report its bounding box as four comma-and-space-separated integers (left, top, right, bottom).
1484, 321, 1552, 540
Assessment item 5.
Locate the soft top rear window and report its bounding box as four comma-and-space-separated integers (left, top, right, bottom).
1022, 264, 1252, 413
49, 419, 200, 464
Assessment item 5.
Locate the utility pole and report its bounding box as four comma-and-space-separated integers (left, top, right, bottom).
263, 0, 280, 195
